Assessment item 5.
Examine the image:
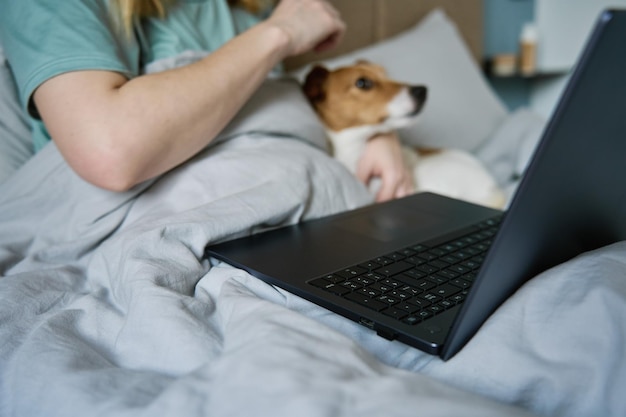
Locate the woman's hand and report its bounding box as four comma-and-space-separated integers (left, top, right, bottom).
356, 132, 415, 202
267, 0, 346, 56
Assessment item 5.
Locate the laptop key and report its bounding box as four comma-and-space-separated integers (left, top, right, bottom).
461, 272, 477, 282
433, 284, 461, 298
407, 298, 431, 309
416, 264, 439, 274
399, 285, 423, 297
403, 268, 427, 280
436, 270, 458, 281
437, 244, 458, 253
383, 307, 408, 320
413, 279, 436, 291
452, 250, 471, 260
416, 310, 433, 320
394, 302, 420, 314
417, 252, 438, 262
359, 260, 381, 270
372, 256, 394, 266
450, 278, 471, 289
410, 244, 429, 252
405, 256, 426, 266
398, 248, 417, 257
364, 272, 385, 281
426, 274, 447, 285
420, 293, 442, 303
310, 280, 351, 296
375, 261, 414, 277
427, 305, 445, 314
395, 274, 422, 288
440, 255, 459, 264
354, 275, 375, 286
345, 292, 387, 311
429, 259, 450, 269
341, 281, 363, 291
447, 265, 470, 274
386, 252, 406, 261
450, 293, 466, 304
387, 289, 411, 301
402, 315, 422, 326
370, 282, 393, 293
309, 278, 331, 288
357, 287, 381, 298
376, 294, 401, 305
336, 266, 368, 279
379, 278, 402, 288
461, 259, 481, 270
318, 274, 345, 284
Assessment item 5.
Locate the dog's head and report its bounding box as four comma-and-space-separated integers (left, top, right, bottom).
302, 60, 427, 133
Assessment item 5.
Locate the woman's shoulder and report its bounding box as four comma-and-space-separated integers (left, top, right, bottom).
0, 0, 117, 48
1, 0, 139, 117
0, 0, 110, 22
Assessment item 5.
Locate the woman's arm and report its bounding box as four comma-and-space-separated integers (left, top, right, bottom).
33, 0, 344, 191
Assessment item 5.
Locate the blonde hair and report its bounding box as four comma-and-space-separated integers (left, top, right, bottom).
111, 0, 271, 35
111, 0, 176, 35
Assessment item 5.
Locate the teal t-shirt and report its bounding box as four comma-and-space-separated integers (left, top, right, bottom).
0, 0, 261, 152
141, 0, 261, 66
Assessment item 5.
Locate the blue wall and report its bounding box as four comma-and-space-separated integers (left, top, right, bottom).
483, 0, 534, 57
483, 0, 535, 110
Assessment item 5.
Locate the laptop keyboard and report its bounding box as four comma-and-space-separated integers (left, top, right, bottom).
308, 216, 501, 326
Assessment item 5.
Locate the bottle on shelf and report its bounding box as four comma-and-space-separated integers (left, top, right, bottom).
519, 22, 538, 77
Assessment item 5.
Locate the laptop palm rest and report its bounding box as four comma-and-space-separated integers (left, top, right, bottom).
207, 193, 500, 284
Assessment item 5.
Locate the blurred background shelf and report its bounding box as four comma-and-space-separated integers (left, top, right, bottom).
483, 0, 626, 118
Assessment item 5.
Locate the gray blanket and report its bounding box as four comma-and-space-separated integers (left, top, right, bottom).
1, 80, 625, 417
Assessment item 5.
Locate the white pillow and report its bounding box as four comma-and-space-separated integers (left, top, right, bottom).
291, 9, 508, 151
0, 46, 33, 184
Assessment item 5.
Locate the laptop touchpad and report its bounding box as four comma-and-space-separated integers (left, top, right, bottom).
336, 207, 448, 243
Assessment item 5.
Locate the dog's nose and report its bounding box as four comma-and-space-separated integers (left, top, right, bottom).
410, 86, 428, 103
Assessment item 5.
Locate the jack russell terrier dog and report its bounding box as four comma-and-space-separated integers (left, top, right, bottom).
302, 60, 506, 209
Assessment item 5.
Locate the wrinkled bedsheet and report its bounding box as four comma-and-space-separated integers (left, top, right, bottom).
1, 82, 625, 417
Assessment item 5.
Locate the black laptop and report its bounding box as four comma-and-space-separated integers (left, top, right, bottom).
205, 9, 626, 360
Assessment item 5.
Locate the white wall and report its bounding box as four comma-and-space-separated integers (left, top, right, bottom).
530, 0, 626, 118
535, 0, 626, 72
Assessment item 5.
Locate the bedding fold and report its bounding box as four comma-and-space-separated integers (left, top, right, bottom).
1, 78, 624, 417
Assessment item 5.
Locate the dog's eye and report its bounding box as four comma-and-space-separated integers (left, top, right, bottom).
355, 77, 374, 90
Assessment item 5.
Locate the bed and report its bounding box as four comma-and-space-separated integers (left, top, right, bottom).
1, 1, 625, 416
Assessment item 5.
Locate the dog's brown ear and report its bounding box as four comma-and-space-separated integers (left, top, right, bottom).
302, 65, 329, 103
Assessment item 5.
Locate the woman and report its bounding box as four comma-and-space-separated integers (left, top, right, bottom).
0, 0, 412, 201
